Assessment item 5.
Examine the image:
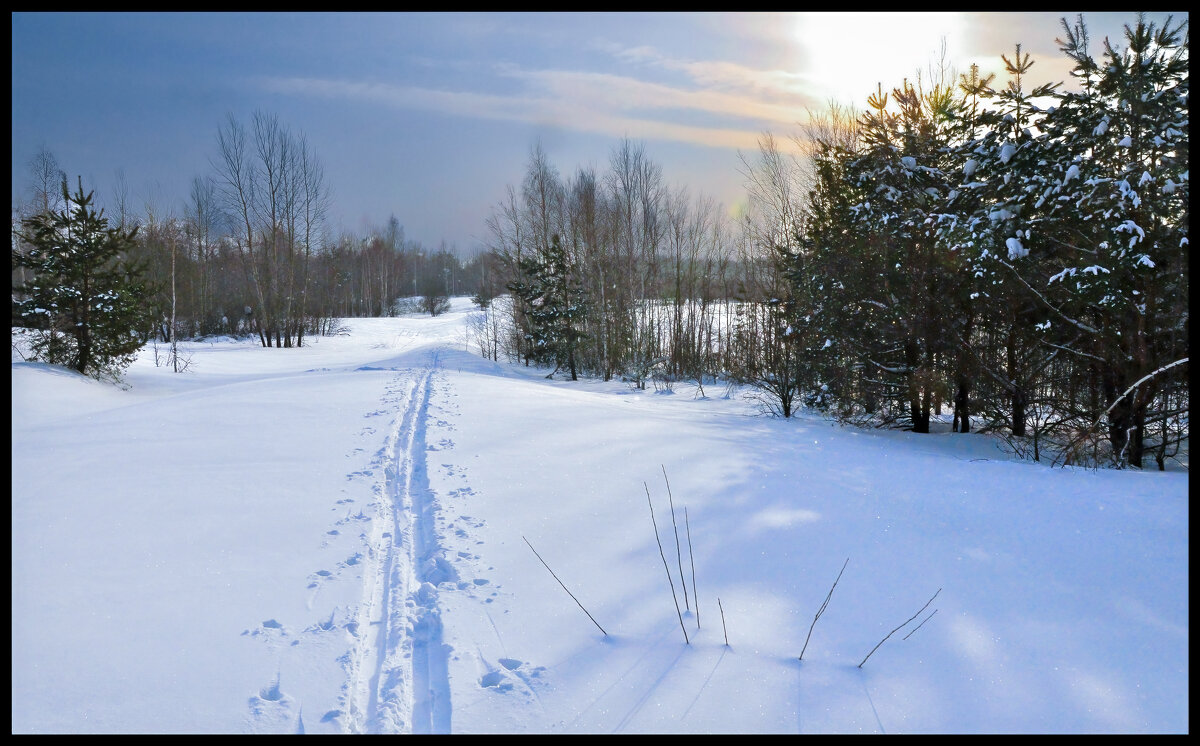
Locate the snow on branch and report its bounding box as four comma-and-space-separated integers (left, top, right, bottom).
1097, 358, 1189, 426
996, 258, 1100, 335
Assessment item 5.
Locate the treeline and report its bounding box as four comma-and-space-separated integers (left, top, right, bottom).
12, 112, 489, 351
471, 15, 1187, 469
473, 138, 765, 390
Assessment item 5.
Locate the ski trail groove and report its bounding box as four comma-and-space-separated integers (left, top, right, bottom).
345, 366, 452, 733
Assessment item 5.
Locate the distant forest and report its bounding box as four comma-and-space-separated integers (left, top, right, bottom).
12, 15, 1187, 470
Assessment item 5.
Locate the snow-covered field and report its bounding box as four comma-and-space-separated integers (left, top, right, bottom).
11, 299, 1189, 734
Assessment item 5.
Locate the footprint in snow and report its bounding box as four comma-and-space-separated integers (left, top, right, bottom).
480, 671, 513, 691
306, 607, 341, 633
247, 674, 303, 733
243, 618, 286, 637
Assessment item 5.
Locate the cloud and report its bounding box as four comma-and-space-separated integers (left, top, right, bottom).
594, 40, 821, 108
494, 65, 813, 127
254, 71, 784, 152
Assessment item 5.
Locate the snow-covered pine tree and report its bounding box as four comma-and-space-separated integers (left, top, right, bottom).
782, 104, 866, 420
13, 176, 154, 380
940, 44, 1062, 443
841, 77, 965, 432
507, 234, 587, 380
1002, 14, 1188, 467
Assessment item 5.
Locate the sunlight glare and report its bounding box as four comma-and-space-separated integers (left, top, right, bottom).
794, 13, 968, 107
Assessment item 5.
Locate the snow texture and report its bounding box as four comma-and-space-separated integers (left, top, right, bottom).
11, 299, 1189, 734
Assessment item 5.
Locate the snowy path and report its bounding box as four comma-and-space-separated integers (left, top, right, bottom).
346, 355, 453, 733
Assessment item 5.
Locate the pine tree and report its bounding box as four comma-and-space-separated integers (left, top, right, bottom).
1005, 15, 1189, 466
507, 234, 588, 380
840, 77, 965, 432
941, 45, 1061, 440
1046, 15, 1189, 467
13, 176, 154, 380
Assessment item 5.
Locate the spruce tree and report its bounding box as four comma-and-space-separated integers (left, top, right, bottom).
13, 176, 154, 380
507, 234, 587, 379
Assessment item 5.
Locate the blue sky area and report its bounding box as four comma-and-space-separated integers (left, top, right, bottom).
11, 12, 1181, 254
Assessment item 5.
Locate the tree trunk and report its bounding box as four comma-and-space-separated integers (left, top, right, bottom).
953, 379, 970, 433
1011, 387, 1027, 438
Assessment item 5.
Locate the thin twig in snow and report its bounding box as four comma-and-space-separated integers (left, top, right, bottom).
902, 608, 938, 640
859, 588, 941, 668
523, 536, 607, 636
646, 482, 689, 644
685, 505, 699, 630
718, 597, 729, 647
662, 466, 689, 612
799, 557, 849, 661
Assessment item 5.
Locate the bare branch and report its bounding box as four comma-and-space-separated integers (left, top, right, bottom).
859, 588, 941, 668
646, 482, 689, 644
523, 536, 607, 636
799, 557, 849, 661
996, 258, 1100, 335
718, 597, 729, 647
684, 505, 699, 630
902, 609, 938, 640
662, 466, 689, 612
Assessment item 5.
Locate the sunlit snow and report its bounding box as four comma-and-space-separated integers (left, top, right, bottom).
11, 300, 1189, 734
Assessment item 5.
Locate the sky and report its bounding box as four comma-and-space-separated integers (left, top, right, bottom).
10, 11, 1184, 255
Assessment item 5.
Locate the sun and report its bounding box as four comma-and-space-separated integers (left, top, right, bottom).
793, 12, 969, 107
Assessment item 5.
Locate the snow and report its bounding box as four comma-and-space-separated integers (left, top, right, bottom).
11, 299, 1189, 734
1116, 220, 1146, 248
1005, 236, 1028, 260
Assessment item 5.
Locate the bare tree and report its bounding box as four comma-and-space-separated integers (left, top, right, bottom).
26, 146, 65, 216
211, 111, 327, 347
608, 138, 666, 388
111, 167, 133, 232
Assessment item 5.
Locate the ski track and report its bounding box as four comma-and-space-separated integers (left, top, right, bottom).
346, 360, 454, 734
